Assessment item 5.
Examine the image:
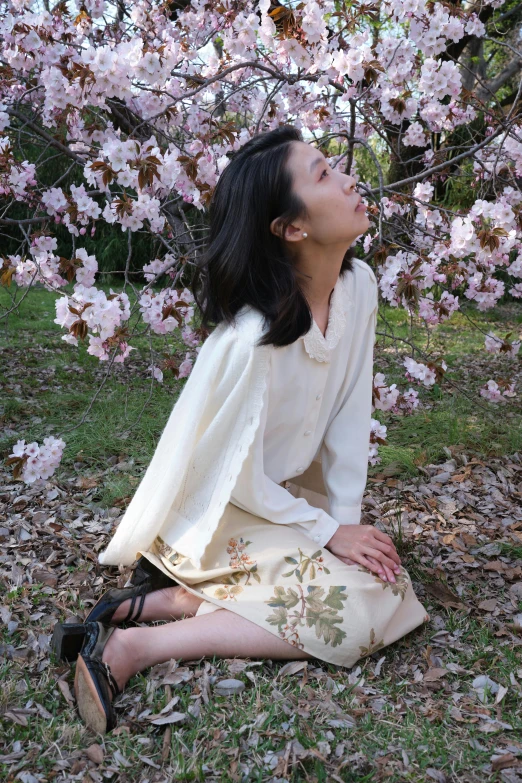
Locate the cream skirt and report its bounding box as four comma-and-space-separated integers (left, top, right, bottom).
137, 460, 430, 668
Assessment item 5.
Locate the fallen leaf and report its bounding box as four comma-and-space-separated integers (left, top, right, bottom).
85, 744, 104, 765
449, 706, 465, 721
148, 711, 187, 725
275, 660, 307, 678
32, 570, 58, 588
113, 749, 132, 767
57, 678, 75, 706
491, 752, 518, 772
478, 599, 498, 612
483, 561, 506, 573
424, 668, 448, 682
77, 477, 99, 489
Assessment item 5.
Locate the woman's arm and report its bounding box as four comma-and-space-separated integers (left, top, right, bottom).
320, 268, 378, 526
229, 372, 340, 548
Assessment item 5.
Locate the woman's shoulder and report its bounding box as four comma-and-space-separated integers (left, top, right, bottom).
348, 256, 378, 287
208, 306, 268, 349
340, 257, 378, 315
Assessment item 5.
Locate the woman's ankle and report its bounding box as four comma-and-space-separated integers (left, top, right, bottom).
101, 628, 137, 693
111, 585, 201, 624
111, 586, 173, 623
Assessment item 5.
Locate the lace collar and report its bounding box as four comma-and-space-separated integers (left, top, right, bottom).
301, 272, 351, 363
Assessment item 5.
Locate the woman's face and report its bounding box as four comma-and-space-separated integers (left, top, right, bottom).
280, 140, 370, 247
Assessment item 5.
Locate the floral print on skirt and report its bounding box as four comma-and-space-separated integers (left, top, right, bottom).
136, 500, 430, 668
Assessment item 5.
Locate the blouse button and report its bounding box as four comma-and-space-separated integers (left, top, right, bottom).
304, 430, 311, 436
296, 466, 304, 472
316, 393, 322, 400
313, 534, 321, 542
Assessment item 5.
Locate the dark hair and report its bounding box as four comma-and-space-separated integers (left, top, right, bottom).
190, 124, 355, 347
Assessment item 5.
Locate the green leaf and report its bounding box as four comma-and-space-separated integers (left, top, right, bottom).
284, 556, 298, 564
285, 588, 300, 609
304, 586, 326, 612
310, 550, 322, 560
266, 586, 287, 607
324, 586, 348, 611
315, 614, 346, 647
265, 605, 287, 629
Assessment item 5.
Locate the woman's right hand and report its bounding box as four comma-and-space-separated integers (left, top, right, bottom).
325, 524, 402, 581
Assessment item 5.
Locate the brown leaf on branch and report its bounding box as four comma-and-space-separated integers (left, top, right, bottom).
113, 193, 134, 218
90, 160, 116, 187
268, 1, 298, 38
130, 154, 163, 190
477, 226, 509, 252
0, 257, 18, 288
58, 254, 84, 283
364, 59, 386, 86
177, 152, 204, 181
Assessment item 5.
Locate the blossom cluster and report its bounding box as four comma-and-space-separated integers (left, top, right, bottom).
373, 372, 421, 415
403, 357, 448, 387
369, 419, 388, 466
7, 437, 66, 484
54, 285, 134, 362
480, 379, 517, 403
484, 331, 521, 358
1, 0, 520, 484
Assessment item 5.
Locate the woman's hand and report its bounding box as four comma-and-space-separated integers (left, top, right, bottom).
325, 524, 402, 582
336, 554, 401, 583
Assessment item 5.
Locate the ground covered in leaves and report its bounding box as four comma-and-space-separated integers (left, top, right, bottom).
1, 285, 522, 782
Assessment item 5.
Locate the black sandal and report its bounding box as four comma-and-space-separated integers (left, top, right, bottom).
73, 621, 123, 734
52, 556, 176, 662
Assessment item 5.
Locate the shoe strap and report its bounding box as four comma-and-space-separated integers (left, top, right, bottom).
89, 656, 122, 698
122, 583, 148, 624
103, 660, 122, 698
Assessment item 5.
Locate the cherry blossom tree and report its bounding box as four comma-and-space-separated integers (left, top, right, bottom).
1, 0, 521, 483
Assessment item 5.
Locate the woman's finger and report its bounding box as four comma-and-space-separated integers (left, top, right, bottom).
366, 555, 399, 583
336, 551, 402, 582
340, 552, 384, 579
372, 529, 401, 561
360, 545, 401, 572
364, 536, 402, 567
365, 555, 386, 579
338, 556, 358, 566
358, 554, 388, 577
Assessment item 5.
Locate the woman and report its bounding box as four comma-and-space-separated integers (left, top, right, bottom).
61, 125, 429, 734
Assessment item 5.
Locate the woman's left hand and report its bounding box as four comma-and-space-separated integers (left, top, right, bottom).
336, 553, 401, 583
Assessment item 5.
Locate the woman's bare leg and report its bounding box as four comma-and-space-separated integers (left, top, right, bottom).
111, 585, 198, 623
102, 609, 314, 692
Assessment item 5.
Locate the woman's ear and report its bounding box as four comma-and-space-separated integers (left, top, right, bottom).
270, 217, 305, 243
269, 216, 284, 240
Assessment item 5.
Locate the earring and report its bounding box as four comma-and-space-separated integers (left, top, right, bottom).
302, 232, 308, 238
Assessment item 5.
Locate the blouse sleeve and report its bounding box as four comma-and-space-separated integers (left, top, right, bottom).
229, 366, 340, 548
320, 268, 378, 526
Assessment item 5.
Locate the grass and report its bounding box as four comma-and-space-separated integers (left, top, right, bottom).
1, 609, 520, 781
1, 282, 522, 781
1, 283, 521, 497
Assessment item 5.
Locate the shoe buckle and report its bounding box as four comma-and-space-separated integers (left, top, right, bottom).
103, 660, 120, 697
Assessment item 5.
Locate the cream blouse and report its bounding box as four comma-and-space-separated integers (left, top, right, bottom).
98, 256, 378, 569
229, 256, 378, 549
